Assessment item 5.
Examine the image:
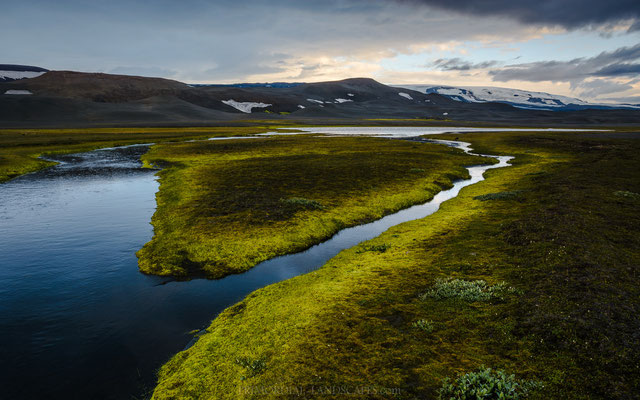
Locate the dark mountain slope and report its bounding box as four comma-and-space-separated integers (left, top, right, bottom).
1, 71, 640, 127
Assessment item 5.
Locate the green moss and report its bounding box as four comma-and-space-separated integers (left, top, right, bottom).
137, 135, 484, 278
151, 129, 640, 399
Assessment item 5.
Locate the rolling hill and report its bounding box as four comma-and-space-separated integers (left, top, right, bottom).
1, 70, 640, 127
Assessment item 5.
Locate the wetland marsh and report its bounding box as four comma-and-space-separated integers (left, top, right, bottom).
1, 127, 638, 399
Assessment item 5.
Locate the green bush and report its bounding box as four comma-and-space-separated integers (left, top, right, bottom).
473, 191, 522, 201
235, 356, 267, 379
439, 367, 541, 399
613, 190, 640, 200
357, 243, 391, 253
279, 197, 324, 210
411, 319, 435, 333
421, 278, 516, 302
409, 168, 426, 173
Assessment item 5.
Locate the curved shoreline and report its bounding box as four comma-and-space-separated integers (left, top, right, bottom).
163, 135, 513, 344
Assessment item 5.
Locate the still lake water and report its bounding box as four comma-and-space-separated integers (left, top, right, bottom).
0, 128, 519, 399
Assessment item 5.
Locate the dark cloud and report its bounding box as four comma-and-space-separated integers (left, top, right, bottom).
431, 58, 498, 71
593, 63, 640, 76
398, 0, 640, 30
490, 43, 640, 82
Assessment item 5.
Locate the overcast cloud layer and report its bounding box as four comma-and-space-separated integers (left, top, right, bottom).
1, 0, 639, 102
399, 0, 640, 30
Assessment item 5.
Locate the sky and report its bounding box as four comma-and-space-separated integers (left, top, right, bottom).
2, 0, 640, 103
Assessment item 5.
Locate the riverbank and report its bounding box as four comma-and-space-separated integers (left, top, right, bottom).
0, 126, 272, 183
137, 135, 489, 278
151, 130, 640, 399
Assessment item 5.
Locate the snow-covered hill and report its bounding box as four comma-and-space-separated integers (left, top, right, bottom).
397, 85, 640, 111
0, 65, 48, 82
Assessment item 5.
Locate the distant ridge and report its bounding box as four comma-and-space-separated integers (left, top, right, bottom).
1, 70, 639, 127
192, 82, 303, 88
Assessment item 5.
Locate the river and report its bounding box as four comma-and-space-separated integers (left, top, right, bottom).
0, 127, 525, 399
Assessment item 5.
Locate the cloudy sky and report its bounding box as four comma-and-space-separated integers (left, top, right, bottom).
3, 0, 640, 102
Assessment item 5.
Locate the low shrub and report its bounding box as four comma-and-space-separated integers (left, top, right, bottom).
357, 243, 391, 253
473, 191, 522, 201
411, 319, 435, 333
421, 278, 516, 302
279, 197, 324, 210
438, 366, 541, 399
613, 190, 640, 200
235, 356, 267, 379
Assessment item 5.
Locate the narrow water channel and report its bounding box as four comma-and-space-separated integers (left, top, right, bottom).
0, 130, 512, 399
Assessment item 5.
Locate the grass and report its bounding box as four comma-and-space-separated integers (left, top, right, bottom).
0, 126, 273, 183
151, 129, 640, 399
136, 135, 486, 278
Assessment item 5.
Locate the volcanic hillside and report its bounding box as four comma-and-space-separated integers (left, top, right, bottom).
1, 70, 640, 127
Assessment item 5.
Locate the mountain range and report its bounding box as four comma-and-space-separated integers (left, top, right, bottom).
1, 65, 639, 127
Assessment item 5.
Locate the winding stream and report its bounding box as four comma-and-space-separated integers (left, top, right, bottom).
0, 128, 519, 399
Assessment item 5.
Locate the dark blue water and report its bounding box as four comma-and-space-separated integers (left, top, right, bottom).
0, 137, 510, 399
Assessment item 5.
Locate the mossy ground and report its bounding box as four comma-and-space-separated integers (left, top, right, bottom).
0, 127, 272, 183
151, 130, 640, 399
136, 135, 486, 278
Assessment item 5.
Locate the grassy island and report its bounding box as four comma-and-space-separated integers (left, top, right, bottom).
137, 134, 487, 278
151, 130, 640, 399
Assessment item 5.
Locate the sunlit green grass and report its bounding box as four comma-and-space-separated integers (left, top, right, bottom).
137, 135, 486, 278
152, 130, 640, 399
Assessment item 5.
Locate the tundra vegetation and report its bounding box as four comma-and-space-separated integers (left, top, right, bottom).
151, 130, 640, 399
0, 126, 272, 183
136, 135, 485, 278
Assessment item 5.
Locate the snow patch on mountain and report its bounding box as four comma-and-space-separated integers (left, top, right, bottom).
4, 90, 32, 95
222, 99, 271, 113
334, 98, 353, 103
396, 84, 640, 111
0, 71, 46, 81
398, 92, 413, 100
307, 98, 324, 104
0, 65, 48, 82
